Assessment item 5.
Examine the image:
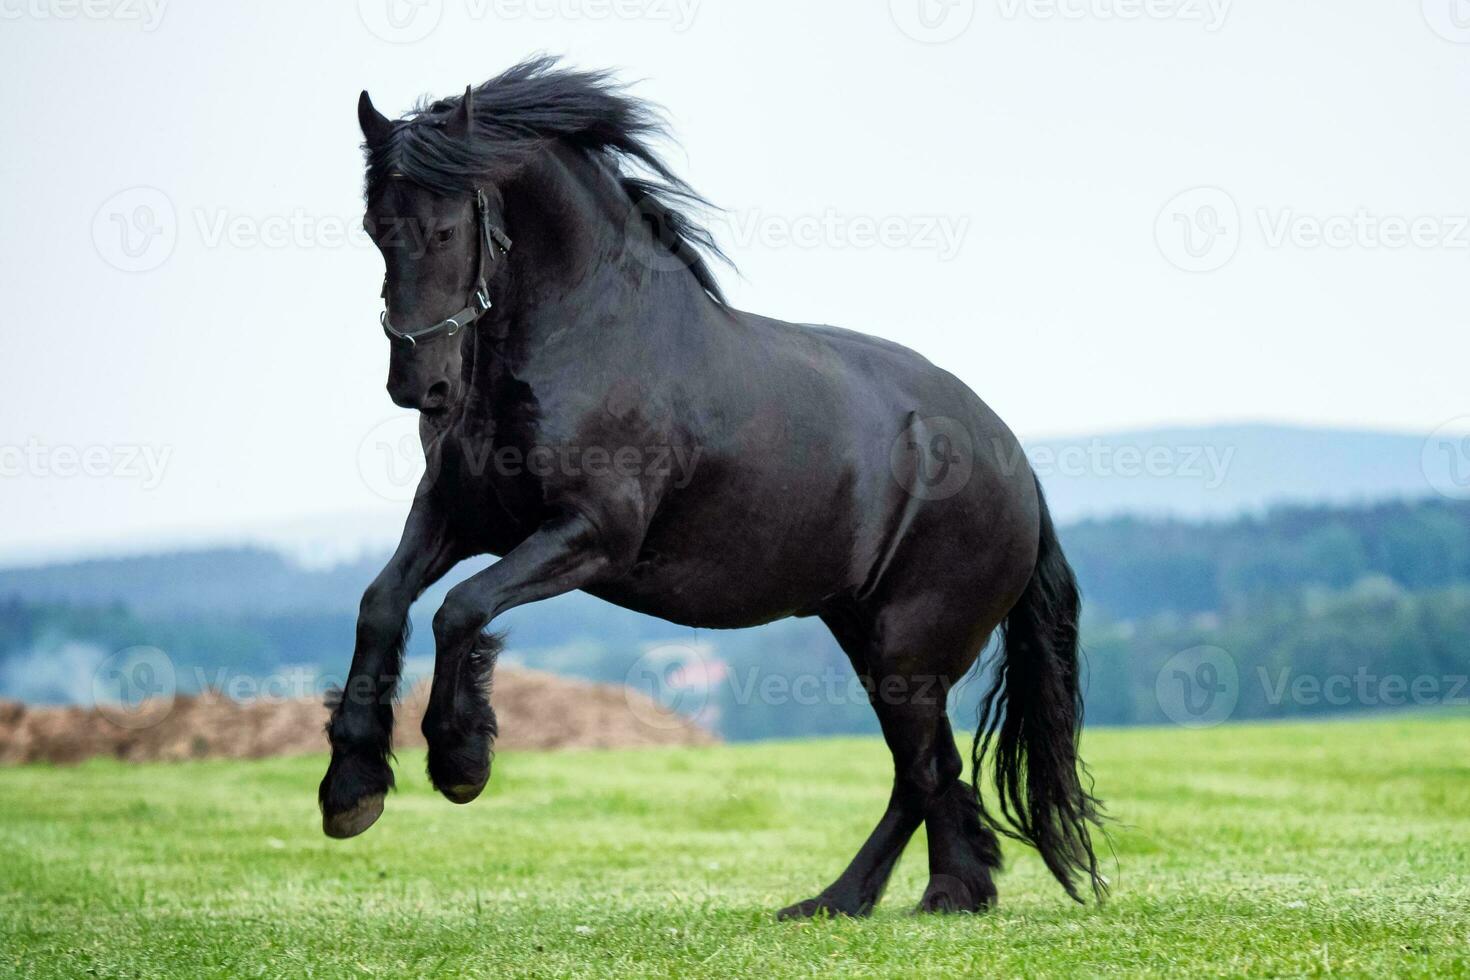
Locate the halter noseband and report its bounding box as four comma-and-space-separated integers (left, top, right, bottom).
379, 186, 513, 348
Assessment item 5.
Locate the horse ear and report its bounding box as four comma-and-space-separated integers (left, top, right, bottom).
358, 90, 393, 146
445, 85, 474, 140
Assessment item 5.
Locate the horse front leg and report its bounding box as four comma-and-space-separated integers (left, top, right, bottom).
319, 497, 461, 838
422, 512, 618, 803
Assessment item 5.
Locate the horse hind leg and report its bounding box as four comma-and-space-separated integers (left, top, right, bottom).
776, 606, 949, 919
777, 696, 947, 919
918, 713, 1002, 912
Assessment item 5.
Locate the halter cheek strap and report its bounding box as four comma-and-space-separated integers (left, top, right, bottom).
380, 187, 513, 348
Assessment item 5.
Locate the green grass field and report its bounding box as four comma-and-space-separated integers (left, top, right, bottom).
2, 716, 1468, 977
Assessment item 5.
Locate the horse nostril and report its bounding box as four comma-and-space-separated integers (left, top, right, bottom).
423, 381, 451, 409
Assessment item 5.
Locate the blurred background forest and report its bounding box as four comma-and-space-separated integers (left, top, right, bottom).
5, 422, 1466, 740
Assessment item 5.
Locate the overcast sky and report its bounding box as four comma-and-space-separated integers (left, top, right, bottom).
1, 0, 1467, 560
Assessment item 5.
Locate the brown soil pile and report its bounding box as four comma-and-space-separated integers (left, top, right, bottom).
0, 668, 715, 765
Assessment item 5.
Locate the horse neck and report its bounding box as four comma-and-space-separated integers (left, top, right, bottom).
487, 144, 718, 354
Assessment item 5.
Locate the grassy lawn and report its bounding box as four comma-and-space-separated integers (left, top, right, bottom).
1, 716, 1468, 977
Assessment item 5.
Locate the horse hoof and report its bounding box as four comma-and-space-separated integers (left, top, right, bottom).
776, 896, 866, 920
916, 874, 996, 914
777, 898, 823, 921
427, 749, 491, 804
441, 779, 487, 805
322, 793, 384, 839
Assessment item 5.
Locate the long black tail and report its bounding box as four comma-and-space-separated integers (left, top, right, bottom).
972, 477, 1106, 902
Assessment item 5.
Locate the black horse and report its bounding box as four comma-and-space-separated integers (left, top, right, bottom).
320, 58, 1104, 915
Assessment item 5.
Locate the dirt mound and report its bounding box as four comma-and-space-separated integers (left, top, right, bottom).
0, 667, 714, 765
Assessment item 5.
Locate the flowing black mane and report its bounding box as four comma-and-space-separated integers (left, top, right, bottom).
365, 57, 729, 304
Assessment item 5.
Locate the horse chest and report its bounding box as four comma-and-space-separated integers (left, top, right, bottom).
433, 416, 551, 550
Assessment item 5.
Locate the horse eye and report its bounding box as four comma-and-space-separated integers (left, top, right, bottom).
435, 227, 456, 245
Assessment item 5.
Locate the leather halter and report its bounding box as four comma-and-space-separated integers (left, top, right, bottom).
379, 186, 513, 347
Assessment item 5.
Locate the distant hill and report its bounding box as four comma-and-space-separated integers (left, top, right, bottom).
0, 549, 374, 618
2, 424, 1453, 568
5, 496, 1470, 737
4, 422, 1467, 737
1032, 424, 1453, 523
